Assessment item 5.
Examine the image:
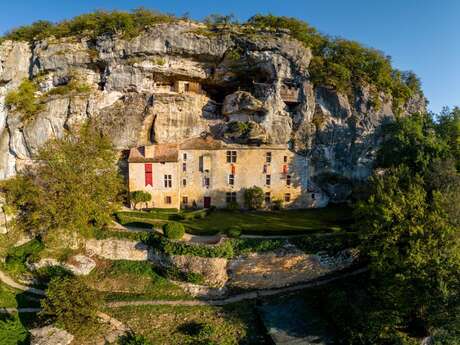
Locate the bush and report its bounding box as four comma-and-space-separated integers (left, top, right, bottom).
4, 238, 44, 276
5, 79, 44, 121
2, 8, 175, 42
0, 314, 29, 344
226, 201, 239, 210
271, 199, 283, 210
227, 226, 241, 238
163, 222, 185, 240
40, 276, 101, 333
144, 233, 234, 258
118, 332, 152, 345
243, 186, 264, 209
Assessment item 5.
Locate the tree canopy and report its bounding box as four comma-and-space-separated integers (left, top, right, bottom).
1, 124, 123, 235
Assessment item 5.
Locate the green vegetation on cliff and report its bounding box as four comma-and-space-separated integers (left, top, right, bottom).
1, 10, 423, 113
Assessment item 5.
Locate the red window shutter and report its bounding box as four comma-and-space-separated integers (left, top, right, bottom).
145, 163, 153, 186
283, 164, 288, 174
263, 164, 267, 173
231, 164, 236, 175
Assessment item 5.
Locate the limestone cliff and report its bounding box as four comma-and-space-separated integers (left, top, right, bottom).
0, 21, 425, 202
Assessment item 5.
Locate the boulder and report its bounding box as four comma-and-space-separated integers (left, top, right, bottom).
222, 91, 264, 117
30, 325, 74, 345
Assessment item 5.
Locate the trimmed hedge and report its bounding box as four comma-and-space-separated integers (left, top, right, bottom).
143, 233, 234, 259
163, 223, 185, 240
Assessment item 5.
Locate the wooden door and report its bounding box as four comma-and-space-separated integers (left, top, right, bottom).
203, 197, 211, 208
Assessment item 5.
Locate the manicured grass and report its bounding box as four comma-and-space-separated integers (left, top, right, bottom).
107, 302, 267, 345
181, 205, 353, 235
83, 260, 192, 301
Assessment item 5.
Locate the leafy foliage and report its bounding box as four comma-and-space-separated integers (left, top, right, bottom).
4, 238, 44, 276
129, 191, 152, 210
247, 14, 422, 109
40, 276, 101, 333
0, 314, 29, 345
436, 107, 460, 170
118, 332, 152, 345
5, 79, 44, 121
1, 124, 123, 235
163, 222, 185, 240
243, 186, 264, 210
1, 8, 175, 42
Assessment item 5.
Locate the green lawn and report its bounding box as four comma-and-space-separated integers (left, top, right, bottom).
107, 302, 267, 345
82, 260, 192, 302
181, 205, 353, 235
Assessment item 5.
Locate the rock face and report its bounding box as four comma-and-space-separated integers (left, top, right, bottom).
27, 254, 96, 275
0, 22, 426, 200
86, 238, 357, 290
30, 325, 74, 345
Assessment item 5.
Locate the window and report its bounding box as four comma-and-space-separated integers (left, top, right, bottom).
311, 193, 316, 200
266, 174, 271, 186
165, 196, 172, 204
182, 196, 188, 206
182, 179, 187, 187
183, 153, 187, 161
204, 177, 210, 188
164, 175, 172, 188
284, 193, 291, 202
226, 192, 237, 203
144, 163, 153, 186
265, 192, 271, 204
286, 175, 291, 186
282, 164, 288, 174
284, 155, 288, 163
226, 151, 237, 163
184, 83, 190, 92
266, 152, 272, 163
228, 174, 235, 186
182, 162, 187, 172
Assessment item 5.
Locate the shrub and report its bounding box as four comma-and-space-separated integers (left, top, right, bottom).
4, 238, 44, 276
271, 199, 283, 210
45, 79, 91, 97
5, 79, 44, 121
40, 276, 101, 333
226, 201, 239, 210
118, 332, 152, 345
243, 186, 264, 209
129, 191, 152, 210
163, 222, 185, 240
0, 314, 29, 344
143, 233, 234, 258
227, 226, 241, 238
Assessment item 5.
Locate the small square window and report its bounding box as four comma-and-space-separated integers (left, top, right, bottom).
226, 151, 237, 163
182, 179, 187, 187
226, 192, 237, 203
284, 193, 291, 202
182, 162, 187, 172
286, 175, 291, 186
266, 174, 271, 186
284, 155, 288, 163
182, 196, 188, 205
228, 174, 235, 186
165, 196, 172, 204
266, 152, 272, 163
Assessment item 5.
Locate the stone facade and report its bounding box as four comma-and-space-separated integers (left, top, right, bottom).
128, 135, 329, 209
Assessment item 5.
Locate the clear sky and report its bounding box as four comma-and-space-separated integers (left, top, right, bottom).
0, 0, 458, 113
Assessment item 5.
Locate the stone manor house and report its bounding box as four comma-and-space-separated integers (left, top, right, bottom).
128, 135, 328, 209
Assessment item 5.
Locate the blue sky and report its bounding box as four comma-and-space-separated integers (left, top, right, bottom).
0, 0, 458, 113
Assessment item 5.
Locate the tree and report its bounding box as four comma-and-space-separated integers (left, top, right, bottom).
355, 166, 460, 339
40, 276, 101, 333
1, 124, 123, 235
243, 186, 264, 210
376, 113, 449, 175
130, 191, 151, 210
436, 107, 460, 170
